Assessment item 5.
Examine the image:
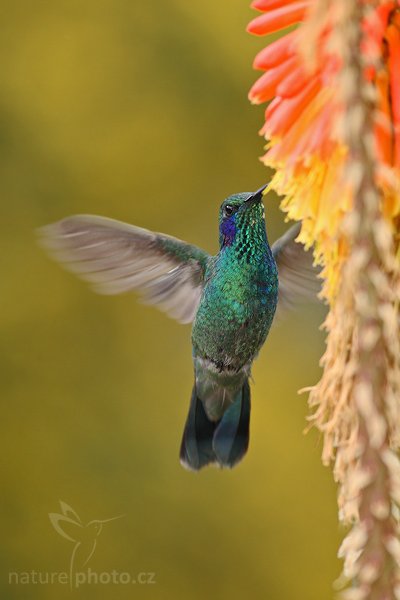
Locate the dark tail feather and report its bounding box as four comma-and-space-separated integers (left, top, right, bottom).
180, 385, 217, 471
180, 379, 251, 471
213, 379, 251, 468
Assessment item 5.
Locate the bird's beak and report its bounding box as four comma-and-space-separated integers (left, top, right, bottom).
244, 183, 268, 206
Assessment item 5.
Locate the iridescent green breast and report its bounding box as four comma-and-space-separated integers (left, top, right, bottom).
192, 244, 278, 371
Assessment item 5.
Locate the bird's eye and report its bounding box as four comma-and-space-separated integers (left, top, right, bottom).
224, 204, 235, 217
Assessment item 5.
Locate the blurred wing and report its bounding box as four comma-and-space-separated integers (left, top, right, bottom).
272, 222, 322, 312
39, 215, 210, 324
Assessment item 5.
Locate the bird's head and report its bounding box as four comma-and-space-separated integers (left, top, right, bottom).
219, 184, 267, 250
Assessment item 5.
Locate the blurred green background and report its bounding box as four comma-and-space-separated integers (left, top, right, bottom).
1, 1, 340, 598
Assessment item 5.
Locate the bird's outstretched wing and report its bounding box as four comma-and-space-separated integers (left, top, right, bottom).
272, 222, 322, 312
39, 215, 210, 324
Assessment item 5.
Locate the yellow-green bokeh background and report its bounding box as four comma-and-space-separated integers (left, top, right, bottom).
2, 1, 340, 598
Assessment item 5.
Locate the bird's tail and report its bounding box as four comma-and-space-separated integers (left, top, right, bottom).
179, 378, 250, 471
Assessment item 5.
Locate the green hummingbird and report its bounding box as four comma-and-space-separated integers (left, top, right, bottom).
40, 185, 319, 471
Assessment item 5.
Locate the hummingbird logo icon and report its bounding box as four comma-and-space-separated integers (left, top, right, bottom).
49, 501, 124, 588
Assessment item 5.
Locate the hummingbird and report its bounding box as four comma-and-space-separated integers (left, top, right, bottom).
40, 185, 319, 471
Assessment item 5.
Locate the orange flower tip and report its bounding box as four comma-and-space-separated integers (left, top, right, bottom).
276, 67, 310, 98
247, 2, 309, 36
246, 21, 264, 36
250, 0, 296, 11
264, 78, 320, 137
248, 91, 262, 105
263, 96, 281, 121
252, 32, 296, 69
249, 56, 298, 103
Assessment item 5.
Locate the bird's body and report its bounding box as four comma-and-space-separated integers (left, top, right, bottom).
181, 192, 279, 469
193, 196, 278, 373
40, 185, 319, 471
